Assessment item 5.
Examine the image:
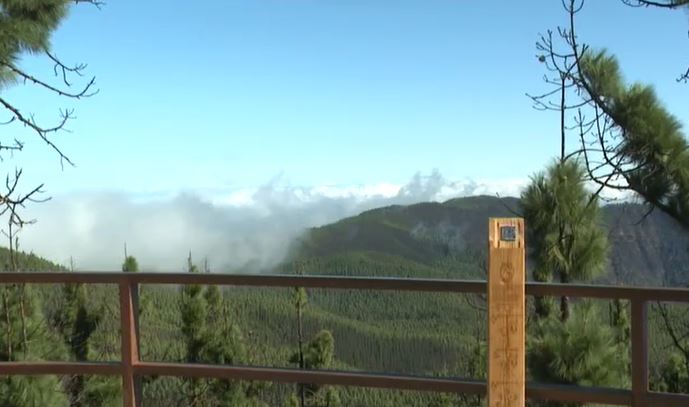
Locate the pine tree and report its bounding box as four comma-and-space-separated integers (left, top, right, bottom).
294, 286, 308, 406
521, 159, 608, 321
120, 249, 151, 319
54, 282, 100, 407
285, 261, 340, 406
522, 159, 623, 403
0, 237, 69, 406
180, 254, 207, 405
532, 1, 689, 393
122, 256, 139, 273
532, 1, 689, 229
528, 303, 629, 407
201, 261, 254, 406
287, 330, 340, 407
179, 254, 266, 406
47, 260, 119, 406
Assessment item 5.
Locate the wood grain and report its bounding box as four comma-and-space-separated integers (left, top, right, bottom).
488, 218, 525, 407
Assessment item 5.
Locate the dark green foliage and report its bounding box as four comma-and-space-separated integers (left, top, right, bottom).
0, 0, 68, 87
608, 298, 630, 346
521, 160, 609, 320
428, 393, 455, 407
521, 160, 609, 283
522, 159, 624, 405
178, 255, 266, 406
288, 330, 340, 406
528, 303, 629, 406
80, 377, 121, 407
0, 247, 69, 406
52, 285, 99, 360
655, 353, 689, 394
0, 250, 81, 405
122, 256, 139, 272
121, 253, 153, 326
0, 376, 68, 407
0, 248, 68, 272
299, 330, 335, 371
179, 256, 207, 404
578, 49, 689, 230
180, 257, 205, 364
50, 282, 101, 407
49, 280, 122, 407
575, 44, 689, 394
284, 393, 300, 407
0, 285, 69, 406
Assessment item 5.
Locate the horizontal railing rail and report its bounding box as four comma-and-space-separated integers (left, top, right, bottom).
0, 272, 686, 301
0, 272, 686, 406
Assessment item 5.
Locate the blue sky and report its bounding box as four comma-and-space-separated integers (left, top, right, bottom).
5, 0, 687, 199
3, 1, 689, 269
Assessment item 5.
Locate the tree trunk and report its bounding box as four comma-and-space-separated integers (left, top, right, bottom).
560, 273, 570, 321
560, 295, 570, 322
297, 301, 306, 407
67, 375, 85, 407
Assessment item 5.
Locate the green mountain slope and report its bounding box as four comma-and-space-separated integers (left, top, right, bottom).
1, 195, 685, 406
292, 195, 689, 286
296, 196, 520, 267
0, 247, 68, 271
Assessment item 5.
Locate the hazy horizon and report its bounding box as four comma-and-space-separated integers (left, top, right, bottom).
17, 170, 528, 271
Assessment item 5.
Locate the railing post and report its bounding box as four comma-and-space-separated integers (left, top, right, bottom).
488, 218, 526, 407
120, 278, 141, 407
631, 299, 648, 407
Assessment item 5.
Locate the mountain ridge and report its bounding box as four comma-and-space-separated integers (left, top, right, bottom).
292, 195, 689, 286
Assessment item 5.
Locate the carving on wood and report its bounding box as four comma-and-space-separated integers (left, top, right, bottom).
488, 218, 525, 407
500, 262, 514, 283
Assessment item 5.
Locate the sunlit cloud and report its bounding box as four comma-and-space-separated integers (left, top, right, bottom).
13, 171, 529, 272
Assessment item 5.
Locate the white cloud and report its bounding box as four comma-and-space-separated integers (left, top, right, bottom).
10, 171, 529, 272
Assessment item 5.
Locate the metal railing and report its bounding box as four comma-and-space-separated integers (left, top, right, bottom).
0, 272, 687, 406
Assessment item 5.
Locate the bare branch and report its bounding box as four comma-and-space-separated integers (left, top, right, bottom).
73, 0, 106, 10
0, 169, 47, 230
0, 97, 75, 167
45, 51, 88, 87
1, 61, 97, 98
622, 0, 689, 8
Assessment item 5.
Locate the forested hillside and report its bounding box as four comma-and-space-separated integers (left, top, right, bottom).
293, 195, 689, 286
0, 195, 686, 406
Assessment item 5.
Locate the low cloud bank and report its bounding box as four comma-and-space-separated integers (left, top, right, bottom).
14, 171, 527, 271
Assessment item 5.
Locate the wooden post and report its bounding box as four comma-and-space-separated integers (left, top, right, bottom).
488, 218, 525, 407
631, 299, 648, 407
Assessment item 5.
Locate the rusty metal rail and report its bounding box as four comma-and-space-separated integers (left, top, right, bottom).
0, 272, 687, 406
